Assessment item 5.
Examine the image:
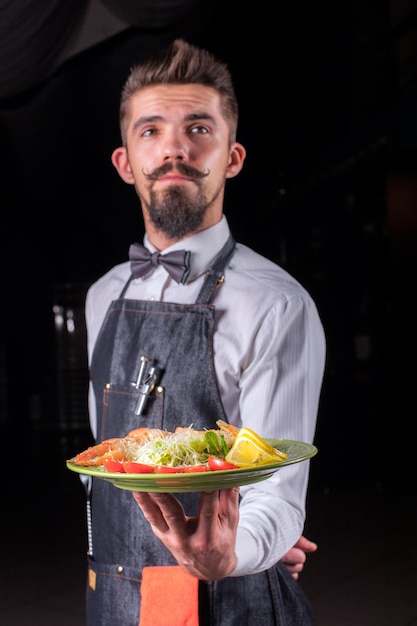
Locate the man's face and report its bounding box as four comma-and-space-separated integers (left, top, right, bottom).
114, 83, 244, 240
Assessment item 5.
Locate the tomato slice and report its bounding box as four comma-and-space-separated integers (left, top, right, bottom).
103, 459, 125, 473
207, 456, 239, 471
123, 462, 154, 474
181, 465, 208, 473
154, 466, 183, 473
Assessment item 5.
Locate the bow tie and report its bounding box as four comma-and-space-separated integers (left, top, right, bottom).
129, 243, 191, 284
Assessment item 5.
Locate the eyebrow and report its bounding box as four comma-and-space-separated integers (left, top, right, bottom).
132, 111, 216, 133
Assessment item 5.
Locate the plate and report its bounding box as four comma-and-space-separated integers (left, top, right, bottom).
66, 439, 317, 493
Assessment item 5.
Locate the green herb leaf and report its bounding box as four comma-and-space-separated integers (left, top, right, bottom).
204, 431, 221, 454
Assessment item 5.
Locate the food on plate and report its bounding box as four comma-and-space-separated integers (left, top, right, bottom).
225, 428, 290, 467
70, 420, 288, 473
72, 427, 168, 467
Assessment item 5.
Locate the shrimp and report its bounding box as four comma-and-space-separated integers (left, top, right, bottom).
72, 428, 167, 467
72, 438, 127, 467
125, 427, 167, 441
216, 419, 240, 437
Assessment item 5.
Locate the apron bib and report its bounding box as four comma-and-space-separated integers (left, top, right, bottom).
86, 236, 314, 626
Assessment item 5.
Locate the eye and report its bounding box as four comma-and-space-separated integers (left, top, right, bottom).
141, 127, 157, 137
190, 125, 209, 135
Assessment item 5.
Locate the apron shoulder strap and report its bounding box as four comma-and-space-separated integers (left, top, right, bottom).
119, 273, 134, 299
195, 235, 236, 305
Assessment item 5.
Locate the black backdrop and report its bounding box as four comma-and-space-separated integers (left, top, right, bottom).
1, 0, 416, 490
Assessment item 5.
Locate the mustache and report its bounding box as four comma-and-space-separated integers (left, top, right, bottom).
142, 161, 210, 181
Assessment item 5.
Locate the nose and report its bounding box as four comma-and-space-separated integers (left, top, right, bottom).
162, 129, 188, 161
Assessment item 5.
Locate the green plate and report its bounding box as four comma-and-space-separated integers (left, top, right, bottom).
66, 439, 317, 493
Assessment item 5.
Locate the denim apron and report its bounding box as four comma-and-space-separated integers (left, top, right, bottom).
86, 235, 314, 626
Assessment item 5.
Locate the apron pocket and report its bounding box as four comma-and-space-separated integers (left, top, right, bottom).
102, 385, 165, 434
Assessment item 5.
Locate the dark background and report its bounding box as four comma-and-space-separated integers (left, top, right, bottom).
1, 0, 416, 493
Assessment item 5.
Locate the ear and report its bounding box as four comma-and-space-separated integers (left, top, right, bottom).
225, 142, 246, 179
111, 147, 135, 184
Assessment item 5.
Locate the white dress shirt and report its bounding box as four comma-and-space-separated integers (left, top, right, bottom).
85, 215, 326, 576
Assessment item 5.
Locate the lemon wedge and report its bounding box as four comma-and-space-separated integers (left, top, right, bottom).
225, 427, 289, 467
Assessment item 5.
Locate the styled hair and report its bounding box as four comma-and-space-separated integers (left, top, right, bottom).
119, 39, 239, 145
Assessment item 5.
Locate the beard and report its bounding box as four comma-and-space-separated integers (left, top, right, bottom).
145, 184, 210, 239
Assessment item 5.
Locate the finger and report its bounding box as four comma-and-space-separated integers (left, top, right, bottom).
296, 536, 318, 552
197, 490, 221, 527
132, 492, 185, 532
150, 493, 189, 532
132, 492, 166, 529
283, 561, 304, 573
197, 488, 239, 528
218, 487, 240, 524
282, 548, 306, 566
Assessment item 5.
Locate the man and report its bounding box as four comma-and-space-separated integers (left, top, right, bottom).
85, 38, 325, 625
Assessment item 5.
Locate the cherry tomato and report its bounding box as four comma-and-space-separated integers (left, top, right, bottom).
103, 459, 125, 473
123, 462, 154, 474
154, 466, 182, 473
181, 465, 208, 473
207, 456, 239, 471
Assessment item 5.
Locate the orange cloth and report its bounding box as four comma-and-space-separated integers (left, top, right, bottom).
139, 566, 199, 626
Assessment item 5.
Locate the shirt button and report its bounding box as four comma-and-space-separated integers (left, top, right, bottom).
116, 565, 124, 574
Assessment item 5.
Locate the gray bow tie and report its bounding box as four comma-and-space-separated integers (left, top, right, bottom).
129, 243, 191, 284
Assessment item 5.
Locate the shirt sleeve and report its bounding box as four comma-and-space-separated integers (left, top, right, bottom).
230, 293, 326, 575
